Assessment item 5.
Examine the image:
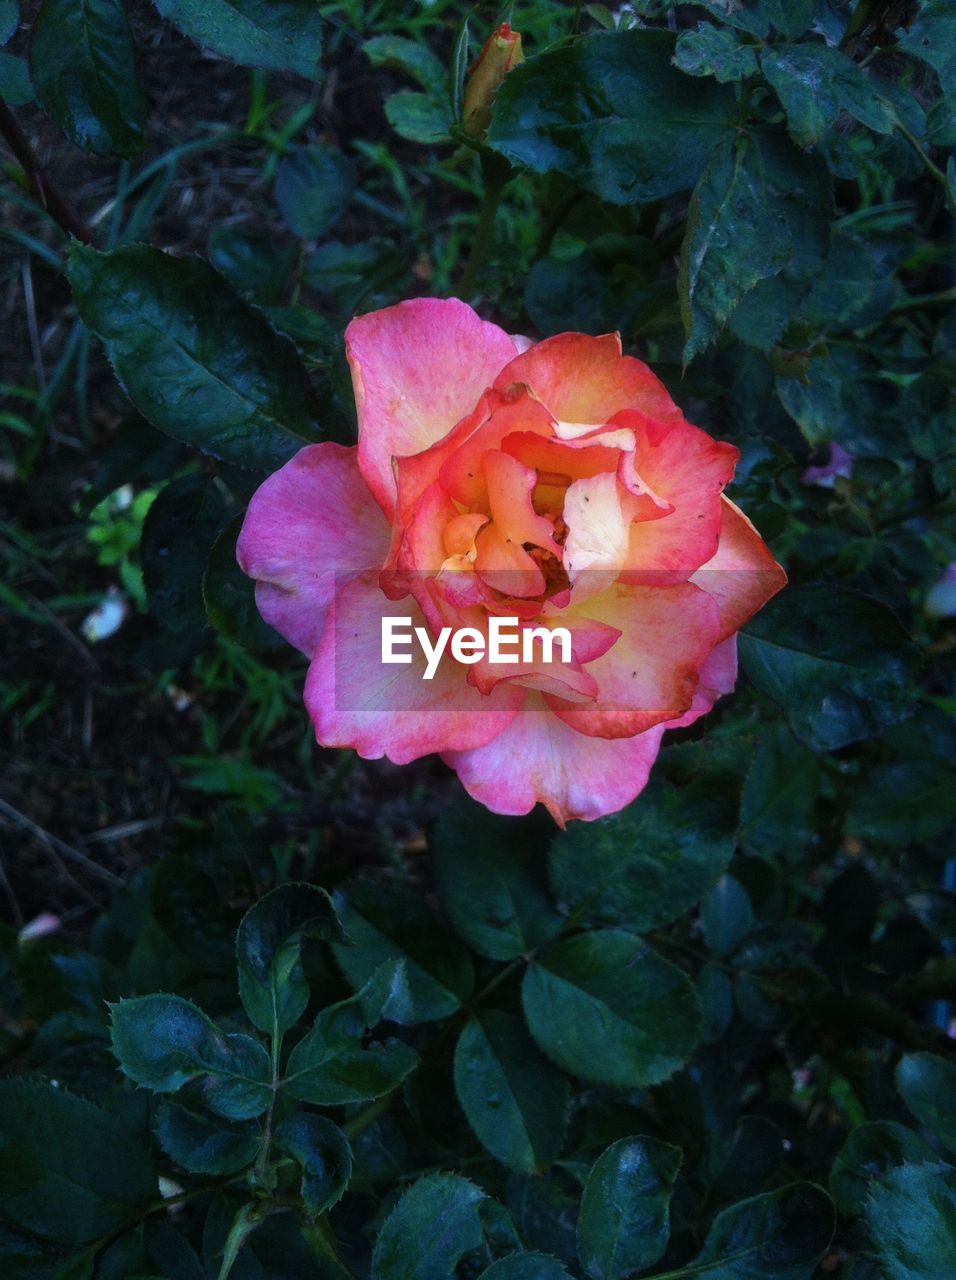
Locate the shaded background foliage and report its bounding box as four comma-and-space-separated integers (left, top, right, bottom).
0, 0, 954, 1277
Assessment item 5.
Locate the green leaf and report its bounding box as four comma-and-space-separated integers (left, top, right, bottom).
152, 0, 323, 79
702, 874, 754, 959
548, 771, 739, 933
274, 145, 355, 240
141, 472, 229, 635
207, 227, 296, 304
275, 1113, 351, 1216
577, 1136, 682, 1279
371, 1173, 486, 1280
673, 25, 758, 82
236, 882, 347, 1038
896, 1053, 956, 1155
110, 994, 272, 1120
705, 1116, 784, 1205
762, 45, 895, 149
68, 244, 321, 471
685, 1183, 834, 1279
487, 29, 734, 204
679, 133, 793, 360
845, 761, 956, 845
866, 1163, 956, 1280
454, 1011, 569, 1175
739, 585, 913, 753
0, 1, 17, 46
829, 1121, 935, 1216
155, 1101, 260, 1176
0, 51, 32, 105
480, 1256, 572, 1280
364, 35, 445, 94
332, 881, 474, 1023
203, 513, 285, 651
282, 979, 418, 1107
739, 724, 820, 860
432, 800, 562, 961
897, 1, 956, 92
30, 0, 146, 156
0, 1077, 155, 1244
521, 931, 700, 1088
384, 90, 452, 144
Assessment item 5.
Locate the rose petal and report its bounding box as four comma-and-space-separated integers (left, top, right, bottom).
495, 331, 682, 427
691, 497, 787, 642
617, 411, 739, 581
545, 582, 720, 739
305, 574, 522, 765
665, 635, 738, 730
443, 694, 666, 824
237, 443, 389, 657
346, 298, 517, 518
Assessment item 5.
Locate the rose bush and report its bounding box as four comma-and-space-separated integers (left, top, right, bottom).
237, 298, 785, 822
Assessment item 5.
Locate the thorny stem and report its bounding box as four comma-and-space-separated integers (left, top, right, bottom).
894, 119, 954, 210
0, 101, 97, 245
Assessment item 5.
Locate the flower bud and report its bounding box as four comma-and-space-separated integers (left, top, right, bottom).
462, 23, 524, 140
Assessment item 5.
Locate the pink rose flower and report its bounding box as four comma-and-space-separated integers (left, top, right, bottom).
237, 298, 785, 824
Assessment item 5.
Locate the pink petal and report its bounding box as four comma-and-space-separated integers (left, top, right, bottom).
237, 443, 389, 657
691, 497, 787, 642
665, 636, 738, 730
545, 583, 720, 739
617, 411, 739, 582
304, 575, 522, 765
443, 694, 666, 824
346, 298, 517, 519
495, 332, 682, 427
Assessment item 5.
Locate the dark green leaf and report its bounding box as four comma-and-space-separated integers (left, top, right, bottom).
846, 762, 956, 845
897, 1, 956, 92
0, 1077, 154, 1244
866, 1163, 956, 1280
0, 1, 17, 46
454, 1011, 569, 1174
705, 1117, 784, 1205
274, 145, 355, 240
384, 90, 452, 144
68, 244, 322, 470
487, 29, 734, 204
141, 472, 229, 635
207, 227, 296, 304
332, 881, 474, 1023
522, 931, 700, 1088
480, 1255, 572, 1280
282, 979, 418, 1107
548, 771, 739, 932
155, 1101, 260, 1176
699, 962, 734, 1043
702, 874, 754, 959
364, 35, 444, 93
371, 1173, 486, 1280
0, 51, 31, 104
679, 133, 793, 360
203, 513, 285, 651
236, 882, 346, 1037
524, 253, 611, 338
739, 724, 820, 860
152, 0, 323, 79
829, 1121, 935, 1216
30, 0, 146, 156
673, 25, 758, 82
275, 1113, 351, 1216
432, 800, 562, 961
896, 1053, 956, 1155
686, 1182, 834, 1279
739, 585, 913, 753
762, 46, 895, 149
577, 1136, 682, 1279
110, 994, 272, 1119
